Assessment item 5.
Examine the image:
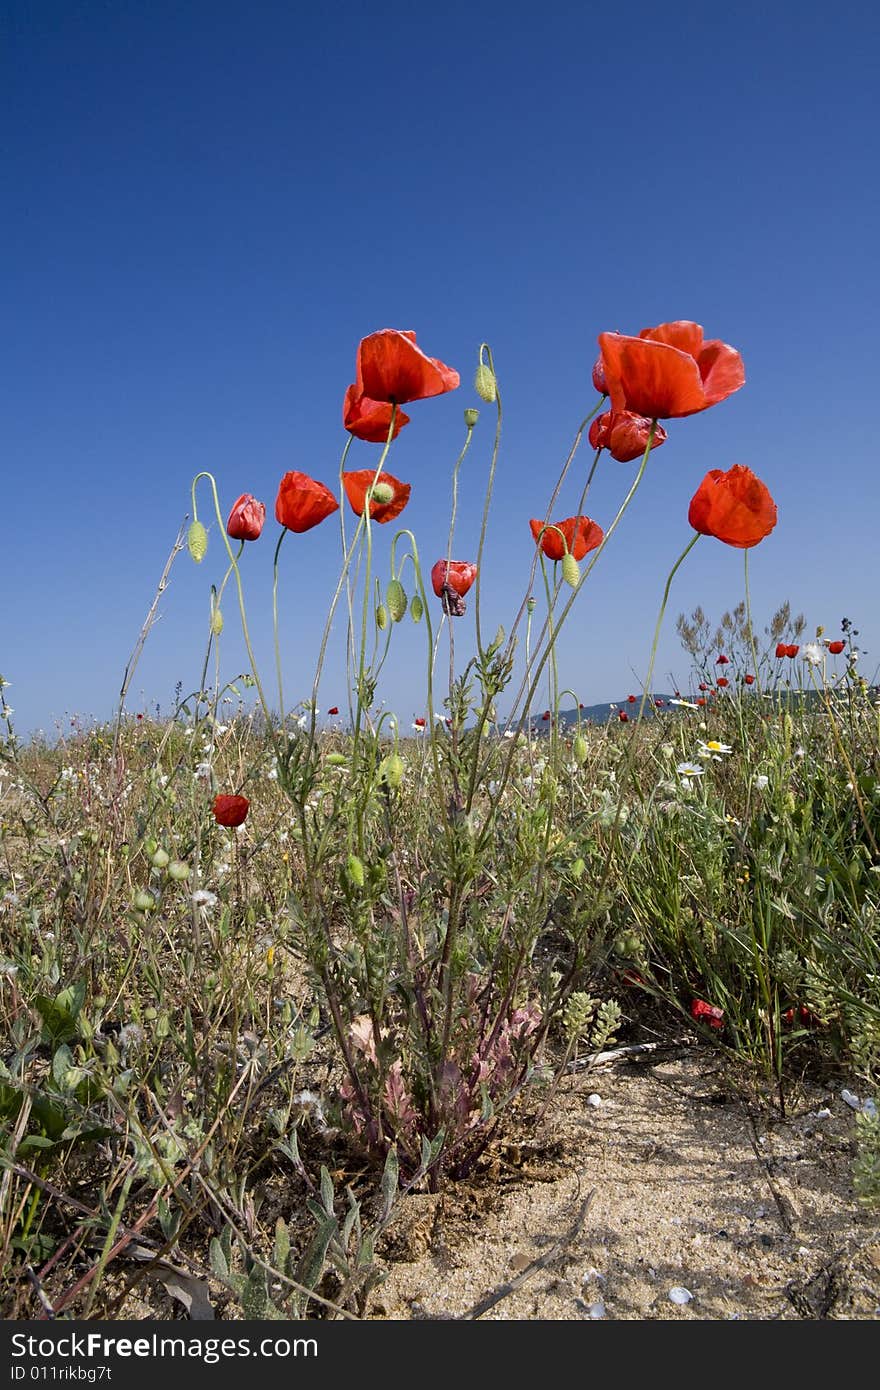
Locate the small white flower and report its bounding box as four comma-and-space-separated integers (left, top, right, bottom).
794, 745, 806, 758
213, 723, 228, 735
801, 642, 823, 666
670, 698, 699, 709
697, 740, 733, 760
2, 708, 13, 718
753, 774, 770, 791
192, 889, 218, 909
676, 761, 704, 779
194, 761, 213, 780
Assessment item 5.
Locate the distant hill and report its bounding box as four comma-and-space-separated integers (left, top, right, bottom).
525, 695, 679, 732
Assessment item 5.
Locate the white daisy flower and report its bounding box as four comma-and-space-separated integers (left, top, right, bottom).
676, 761, 704, 780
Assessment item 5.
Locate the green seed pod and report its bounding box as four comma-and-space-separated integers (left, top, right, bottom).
386, 578, 408, 622
371, 481, 394, 505
326, 752, 348, 766
376, 604, 388, 630
168, 860, 191, 881
133, 890, 156, 913
150, 847, 170, 870
474, 363, 497, 403
562, 552, 581, 590
410, 594, 424, 623
464, 407, 479, 428
346, 853, 365, 888
571, 857, 586, 880
187, 520, 208, 563
210, 606, 224, 635
379, 752, 405, 789
573, 734, 588, 766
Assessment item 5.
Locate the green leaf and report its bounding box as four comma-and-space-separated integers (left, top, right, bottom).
241, 1264, 269, 1319
319, 1164, 335, 1217
208, 1237, 229, 1281
381, 1144, 399, 1218
34, 995, 79, 1046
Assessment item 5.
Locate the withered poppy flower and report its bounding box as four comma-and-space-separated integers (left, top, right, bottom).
343, 384, 411, 442
826, 640, 845, 655
275, 471, 339, 533
528, 515, 604, 562
356, 329, 459, 404
598, 321, 745, 420
716, 677, 729, 688
213, 794, 249, 827
431, 559, 478, 616
226, 493, 266, 541
588, 410, 667, 462
716, 654, 729, 665
691, 998, 724, 1029
688, 464, 777, 549
744, 674, 755, 685
342, 469, 411, 524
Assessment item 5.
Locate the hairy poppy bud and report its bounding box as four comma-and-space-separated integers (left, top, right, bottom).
346, 853, 365, 887
168, 860, 191, 881
150, 847, 170, 869
386, 578, 408, 622
188, 520, 208, 563
464, 407, 479, 428
410, 594, 423, 623
474, 363, 497, 403
573, 734, 588, 765
210, 606, 224, 636
561, 552, 581, 589
379, 752, 404, 789
133, 890, 156, 913
376, 604, 388, 630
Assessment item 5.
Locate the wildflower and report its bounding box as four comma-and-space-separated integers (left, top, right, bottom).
716, 677, 729, 688
744, 673, 755, 685
695, 697, 707, 706
688, 464, 777, 548
618, 710, 629, 723
753, 774, 769, 790
542, 710, 551, 721
627, 694, 637, 704
328, 706, 339, 716
698, 740, 733, 758
275, 471, 339, 533
676, 760, 704, 779
343, 384, 411, 442
699, 683, 709, 692
529, 515, 603, 562
342, 469, 411, 524
654, 698, 665, 707
212, 793, 250, 827
226, 493, 266, 541
801, 642, 823, 665
592, 355, 608, 394
785, 644, 800, 658
356, 329, 459, 404
826, 640, 845, 655
598, 321, 745, 419
690, 998, 724, 1029
588, 410, 667, 462
670, 698, 699, 709
192, 889, 218, 909
716, 654, 729, 665
413, 717, 426, 730
431, 559, 477, 616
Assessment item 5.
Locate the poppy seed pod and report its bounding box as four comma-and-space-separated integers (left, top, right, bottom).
371, 481, 395, 506
188, 520, 208, 563
464, 407, 479, 427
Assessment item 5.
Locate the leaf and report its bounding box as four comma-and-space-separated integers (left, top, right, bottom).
34, 995, 79, 1046
52, 1044, 74, 1089
208, 1237, 229, 1281
295, 1218, 337, 1297
273, 1218, 290, 1273
159, 1270, 215, 1321
319, 1164, 335, 1217
241, 1264, 269, 1319
380, 1144, 399, 1218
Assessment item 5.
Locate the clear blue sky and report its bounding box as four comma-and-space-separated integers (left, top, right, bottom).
5, 0, 879, 737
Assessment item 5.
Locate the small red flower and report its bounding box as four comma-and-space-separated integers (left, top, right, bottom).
213, 794, 250, 827
716, 677, 729, 688
696, 697, 707, 706
654, 698, 664, 707
619, 968, 645, 988
328, 706, 339, 716
599, 321, 745, 420
775, 642, 787, 658
275, 471, 339, 533
356, 329, 459, 405
782, 1007, 795, 1026
744, 674, 755, 685
226, 493, 266, 541
826, 640, 845, 655
343, 384, 410, 442
414, 716, 426, 728
529, 514, 604, 562
542, 710, 551, 721
431, 560, 477, 616
690, 998, 724, 1029
688, 464, 777, 549
618, 710, 629, 722
785, 644, 799, 658
716, 654, 729, 665
136, 713, 143, 721
699, 683, 709, 692
627, 694, 637, 703
342, 469, 411, 524
588, 410, 667, 462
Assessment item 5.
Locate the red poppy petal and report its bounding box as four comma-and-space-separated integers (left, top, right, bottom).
640, 321, 705, 357
598, 333, 707, 419
343, 385, 410, 442
696, 339, 746, 407
357, 330, 460, 404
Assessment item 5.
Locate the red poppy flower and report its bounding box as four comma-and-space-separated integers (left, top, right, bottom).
716, 654, 729, 665
431, 560, 477, 597
592, 355, 608, 395
226, 493, 266, 541
343, 384, 411, 443
618, 710, 629, 722
775, 642, 787, 658
654, 698, 664, 707
619, 968, 645, 988
342, 469, 411, 524
529, 515, 604, 562
688, 464, 777, 549
414, 716, 426, 728
696, 697, 707, 706
275, 471, 339, 533
690, 998, 724, 1029
627, 694, 636, 703
356, 329, 459, 405
699, 683, 709, 692
782, 1007, 795, 1026
542, 710, 551, 721
826, 640, 845, 655
744, 674, 755, 685
588, 410, 667, 462
328, 706, 339, 716
598, 321, 745, 419
716, 677, 729, 688
785, 644, 799, 658
213, 794, 250, 827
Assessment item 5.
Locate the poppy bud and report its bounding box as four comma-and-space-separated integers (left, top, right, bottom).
371, 481, 395, 506
464, 407, 479, 428
410, 594, 424, 623
561, 552, 581, 589
573, 734, 588, 765
226, 493, 266, 542
150, 847, 170, 869
386, 578, 408, 622
188, 520, 208, 563
527, 597, 537, 613
474, 363, 497, 402
379, 752, 404, 789
376, 604, 388, 630
133, 890, 156, 913
168, 860, 191, 881
571, 857, 586, 880
744, 674, 755, 685
346, 854, 365, 888
210, 606, 224, 636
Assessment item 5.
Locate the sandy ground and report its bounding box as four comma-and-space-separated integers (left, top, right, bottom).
370, 1051, 880, 1320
